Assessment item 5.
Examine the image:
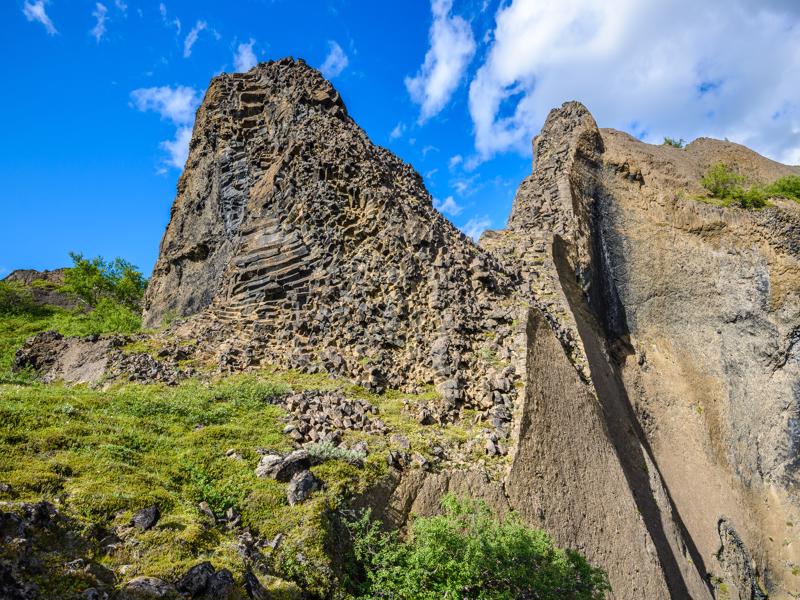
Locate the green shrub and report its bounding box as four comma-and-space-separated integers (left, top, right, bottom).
729, 185, 767, 209
49, 298, 142, 336
345, 495, 610, 600
765, 175, 800, 202
62, 253, 147, 310
663, 137, 685, 149
701, 163, 745, 199
0, 282, 44, 316
700, 163, 769, 209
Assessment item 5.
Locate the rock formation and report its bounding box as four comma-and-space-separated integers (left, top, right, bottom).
481, 101, 800, 599
142, 57, 522, 422
16, 58, 800, 598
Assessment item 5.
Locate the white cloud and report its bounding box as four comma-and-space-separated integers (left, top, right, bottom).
160, 126, 193, 169
452, 174, 478, 195
23, 0, 57, 35
434, 195, 464, 216
461, 215, 491, 241
449, 154, 463, 168
234, 38, 257, 72
183, 20, 207, 57
405, 0, 476, 123
114, 0, 127, 14
389, 122, 405, 140
90, 3, 108, 42
159, 3, 180, 34
469, 0, 800, 164
130, 85, 201, 170
320, 41, 349, 79
130, 85, 200, 124
422, 145, 438, 157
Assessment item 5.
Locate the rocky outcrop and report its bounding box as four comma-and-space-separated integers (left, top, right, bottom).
19, 58, 800, 599
488, 101, 800, 598
142, 58, 522, 423
2, 268, 84, 310
13, 331, 190, 385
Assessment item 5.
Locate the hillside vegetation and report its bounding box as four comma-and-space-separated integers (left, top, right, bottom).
0, 259, 609, 599
700, 163, 800, 208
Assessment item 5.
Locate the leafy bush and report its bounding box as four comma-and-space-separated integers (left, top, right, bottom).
49, 297, 142, 336
765, 175, 800, 202
701, 163, 745, 199
62, 252, 147, 310
0, 282, 44, 316
699, 165, 800, 209
345, 495, 610, 600
663, 137, 685, 149
729, 185, 767, 209
700, 163, 767, 209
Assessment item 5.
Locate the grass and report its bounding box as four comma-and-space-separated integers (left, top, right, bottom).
0, 299, 141, 384
0, 374, 335, 594
0, 330, 500, 597
0, 281, 509, 596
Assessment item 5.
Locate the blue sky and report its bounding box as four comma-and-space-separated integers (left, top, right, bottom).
2, 0, 799, 277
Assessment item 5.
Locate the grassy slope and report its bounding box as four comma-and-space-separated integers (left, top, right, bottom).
0, 309, 498, 597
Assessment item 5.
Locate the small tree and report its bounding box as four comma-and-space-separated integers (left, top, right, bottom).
62, 253, 147, 310
701, 163, 745, 199
663, 137, 686, 149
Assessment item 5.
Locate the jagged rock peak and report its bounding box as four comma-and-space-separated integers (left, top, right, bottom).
507, 101, 602, 233
210, 57, 349, 120
143, 55, 519, 405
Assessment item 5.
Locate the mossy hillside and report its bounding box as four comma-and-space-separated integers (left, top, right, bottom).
0, 360, 506, 597
0, 253, 148, 383
0, 284, 141, 384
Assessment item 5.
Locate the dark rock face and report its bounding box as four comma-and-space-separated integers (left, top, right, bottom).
142, 58, 521, 410
176, 562, 239, 600
13, 330, 67, 374
176, 562, 216, 596
716, 519, 767, 600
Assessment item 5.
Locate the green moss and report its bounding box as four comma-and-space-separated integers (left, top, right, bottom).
0, 337, 510, 596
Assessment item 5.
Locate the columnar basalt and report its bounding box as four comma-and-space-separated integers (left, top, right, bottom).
20, 59, 800, 599
143, 59, 524, 433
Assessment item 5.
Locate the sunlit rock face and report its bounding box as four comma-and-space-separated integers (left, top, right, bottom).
137, 59, 800, 599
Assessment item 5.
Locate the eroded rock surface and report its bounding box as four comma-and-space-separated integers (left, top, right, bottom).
487, 101, 800, 598
17, 59, 800, 599
142, 58, 522, 422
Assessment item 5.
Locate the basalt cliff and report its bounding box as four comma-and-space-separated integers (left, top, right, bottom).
8, 58, 800, 599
